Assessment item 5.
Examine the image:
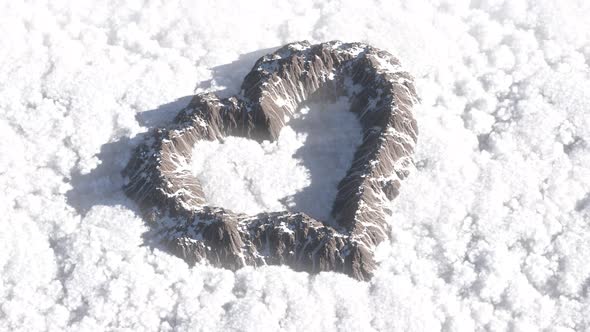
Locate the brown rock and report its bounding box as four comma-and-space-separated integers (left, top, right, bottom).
123, 40, 418, 280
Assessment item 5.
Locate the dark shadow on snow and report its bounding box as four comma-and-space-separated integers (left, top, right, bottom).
65, 96, 193, 217
66, 47, 281, 218
279, 99, 361, 225
135, 96, 194, 128
195, 46, 279, 98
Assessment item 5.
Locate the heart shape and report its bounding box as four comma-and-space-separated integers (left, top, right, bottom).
123, 40, 418, 280
189, 96, 363, 220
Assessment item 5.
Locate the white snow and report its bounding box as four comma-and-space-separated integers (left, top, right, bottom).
191, 97, 362, 221
1, 0, 590, 331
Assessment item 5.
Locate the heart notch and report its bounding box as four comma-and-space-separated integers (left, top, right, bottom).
123, 41, 418, 280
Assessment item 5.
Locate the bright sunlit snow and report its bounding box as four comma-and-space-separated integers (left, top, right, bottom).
1, 1, 590, 331
191, 97, 362, 220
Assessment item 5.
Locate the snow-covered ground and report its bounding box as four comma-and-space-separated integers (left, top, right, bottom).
191, 97, 362, 220
1, 0, 589, 331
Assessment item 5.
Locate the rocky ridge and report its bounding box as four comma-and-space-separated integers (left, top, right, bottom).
123, 40, 418, 280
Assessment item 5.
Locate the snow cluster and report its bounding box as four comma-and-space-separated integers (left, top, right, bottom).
190, 97, 361, 220
1, 0, 589, 331
192, 130, 310, 215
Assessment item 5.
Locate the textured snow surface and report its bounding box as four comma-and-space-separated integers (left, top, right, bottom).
1, 0, 590, 331
190, 97, 362, 220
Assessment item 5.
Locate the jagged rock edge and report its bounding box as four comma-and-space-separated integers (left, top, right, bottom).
122, 40, 418, 280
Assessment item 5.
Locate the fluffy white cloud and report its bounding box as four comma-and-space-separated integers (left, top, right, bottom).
1, 0, 589, 331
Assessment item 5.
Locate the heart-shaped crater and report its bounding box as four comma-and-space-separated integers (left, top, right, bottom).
190, 96, 363, 221
123, 41, 418, 280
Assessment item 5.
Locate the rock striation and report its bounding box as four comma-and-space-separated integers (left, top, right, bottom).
123, 41, 418, 280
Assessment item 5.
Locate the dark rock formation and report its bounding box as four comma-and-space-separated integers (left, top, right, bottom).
123, 41, 418, 280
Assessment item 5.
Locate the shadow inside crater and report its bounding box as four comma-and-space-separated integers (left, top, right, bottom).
279, 98, 362, 224
65, 96, 193, 217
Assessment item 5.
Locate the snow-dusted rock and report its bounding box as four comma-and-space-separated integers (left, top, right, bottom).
123, 41, 418, 280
